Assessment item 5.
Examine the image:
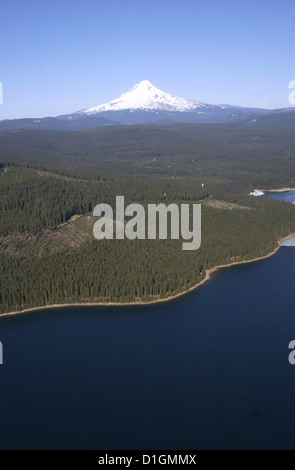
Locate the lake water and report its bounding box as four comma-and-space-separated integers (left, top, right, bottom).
0, 193, 294, 450
261, 190, 295, 204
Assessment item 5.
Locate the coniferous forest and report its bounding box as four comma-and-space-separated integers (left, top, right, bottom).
1, 118, 295, 314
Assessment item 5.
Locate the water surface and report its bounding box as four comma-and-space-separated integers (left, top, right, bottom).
0, 248, 294, 450
0, 190, 294, 450
262, 190, 295, 204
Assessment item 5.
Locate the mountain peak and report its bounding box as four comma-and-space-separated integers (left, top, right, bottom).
76, 80, 204, 114
135, 80, 154, 87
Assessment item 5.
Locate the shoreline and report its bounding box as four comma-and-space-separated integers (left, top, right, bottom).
2, 232, 295, 319
255, 187, 295, 194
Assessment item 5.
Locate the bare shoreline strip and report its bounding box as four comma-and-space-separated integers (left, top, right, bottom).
256, 187, 295, 193
2, 232, 295, 319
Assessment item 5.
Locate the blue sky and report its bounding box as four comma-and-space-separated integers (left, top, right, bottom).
0, 0, 295, 118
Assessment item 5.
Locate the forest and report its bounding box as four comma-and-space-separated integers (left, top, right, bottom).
0, 118, 295, 314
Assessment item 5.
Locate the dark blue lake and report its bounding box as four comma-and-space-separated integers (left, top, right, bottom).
261, 190, 295, 204
0, 191, 295, 450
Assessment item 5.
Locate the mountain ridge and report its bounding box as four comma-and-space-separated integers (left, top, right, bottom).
1, 80, 295, 130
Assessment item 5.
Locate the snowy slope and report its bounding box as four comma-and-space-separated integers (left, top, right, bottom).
76, 80, 208, 114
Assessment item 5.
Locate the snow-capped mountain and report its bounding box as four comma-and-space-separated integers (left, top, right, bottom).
62, 80, 270, 125
75, 80, 207, 115
2, 80, 293, 131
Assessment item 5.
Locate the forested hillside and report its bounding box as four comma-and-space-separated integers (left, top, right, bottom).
1, 118, 295, 190
1, 120, 295, 314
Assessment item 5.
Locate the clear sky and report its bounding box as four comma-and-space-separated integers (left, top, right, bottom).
0, 0, 295, 119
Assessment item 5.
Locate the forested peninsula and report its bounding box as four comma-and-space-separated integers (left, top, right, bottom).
1, 118, 295, 314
